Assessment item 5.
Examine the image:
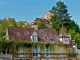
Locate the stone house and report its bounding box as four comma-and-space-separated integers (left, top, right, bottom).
31, 18, 51, 28
6, 26, 75, 58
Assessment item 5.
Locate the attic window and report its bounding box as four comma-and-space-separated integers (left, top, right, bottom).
32, 35, 37, 42
65, 40, 68, 44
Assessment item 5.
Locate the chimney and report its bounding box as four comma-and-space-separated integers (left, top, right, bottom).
6, 27, 9, 40
31, 22, 38, 30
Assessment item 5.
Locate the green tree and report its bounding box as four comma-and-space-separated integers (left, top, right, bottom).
51, 1, 71, 21
50, 1, 80, 33
37, 20, 47, 28
0, 18, 8, 31
7, 18, 16, 26
0, 17, 17, 31
50, 1, 71, 31
17, 21, 28, 27
74, 33, 80, 48
68, 29, 76, 40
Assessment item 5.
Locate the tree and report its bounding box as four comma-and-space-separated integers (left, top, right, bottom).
37, 20, 47, 28
74, 33, 80, 48
51, 1, 71, 21
50, 1, 80, 33
50, 1, 71, 31
0, 17, 17, 31
7, 18, 16, 26
68, 29, 76, 40
16, 20, 29, 27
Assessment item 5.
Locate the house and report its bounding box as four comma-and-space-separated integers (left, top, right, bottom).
31, 18, 51, 28
6, 26, 74, 58
44, 11, 54, 20
59, 28, 78, 56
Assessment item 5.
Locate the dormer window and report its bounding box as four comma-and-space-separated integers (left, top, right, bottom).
63, 37, 69, 44
31, 31, 38, 42
65, 39, 68, 44
32, 35, 37, 42
59, 31, 70, 44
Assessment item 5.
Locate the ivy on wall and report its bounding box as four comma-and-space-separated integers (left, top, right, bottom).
0, 40, 73, 54
0, 40, 56, 53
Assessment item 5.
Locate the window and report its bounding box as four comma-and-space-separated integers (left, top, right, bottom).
32, 46, 40, 58
32, 46, 37, 58
65, 40, 68, 44
19, 47, 23, 58
37, 46, 40, 57
69, 48, 73, 53
45, 46, 50, 57
58, 46, 62, 57
64, 38, 69, 44
78, 49, 80, 54
32, 35, 37, 42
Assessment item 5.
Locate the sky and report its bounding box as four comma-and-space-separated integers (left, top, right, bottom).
0, 0, 80, 26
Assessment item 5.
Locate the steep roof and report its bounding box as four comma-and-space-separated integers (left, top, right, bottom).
37, 28, 58, 42
59, 31, 69, 37
59, 27, 69, 37
7, 27, 58, 42
7, 26, 35, 41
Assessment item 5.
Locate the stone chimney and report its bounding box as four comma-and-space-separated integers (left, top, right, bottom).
31, 22, 38, 30
6, 27, 9, 40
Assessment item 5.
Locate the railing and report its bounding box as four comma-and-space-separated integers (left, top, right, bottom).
12, 53, 78, 60
0, 53, 77, 60
0, 54, 12, 60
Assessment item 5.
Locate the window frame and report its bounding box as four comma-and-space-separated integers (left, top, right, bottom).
32, 35, 37, 42
44, 46, 50, 58
19, 47, 24, 58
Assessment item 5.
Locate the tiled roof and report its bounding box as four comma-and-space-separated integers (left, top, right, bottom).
35, 18, 50, 24
7, 27, 58, 42
59, 31, 69, 37
37, 28, 58, 42
8, 26, 35, 41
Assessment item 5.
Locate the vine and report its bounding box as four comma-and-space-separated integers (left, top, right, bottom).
0, 40, 57, 54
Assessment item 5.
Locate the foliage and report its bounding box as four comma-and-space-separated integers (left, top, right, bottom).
59, 27, 67, 33
0, 31, 6, 37
0, 18, 16, 31
16, 40, 24, 48
0, 17, 29, 41
37, 20, 47, 28
0, 40, 56, 54
68, 52, 76, 57
68, 29, 76, 40
74, 33, 80, 48
0, 39, 6, 53
50, 1, 71, 31
50, 1, 79, 32
51, 1, 71, 21
50, 1, 80, 47
17, 21, 28, 27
